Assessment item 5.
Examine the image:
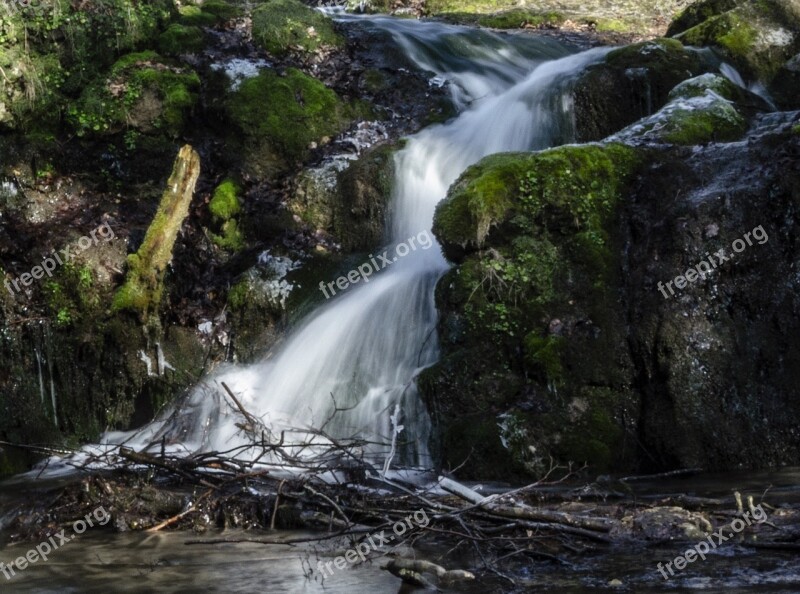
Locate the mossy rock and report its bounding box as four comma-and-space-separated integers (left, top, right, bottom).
225, 68, 356, 176
200, 0, 242, 20
67, 51, 200, 138
475, 9, 564, 29
612, 91, 747, 146
673, 0, 800, 82
158, 24, 206, 56
667, 72, 742, 101
251, 0, 344, 57
426, 143, 643, 478
178, 4, 220, 26
433, 143, 640, 259
666, 0, 738, 36
572, 39, 708, 142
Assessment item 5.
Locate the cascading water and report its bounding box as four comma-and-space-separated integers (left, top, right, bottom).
55, 18, 613, 473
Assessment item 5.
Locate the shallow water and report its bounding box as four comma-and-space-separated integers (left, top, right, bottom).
2, 468, 799, 592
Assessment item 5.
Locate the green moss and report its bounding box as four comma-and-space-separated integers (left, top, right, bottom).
226, 68, 355, 166
667, 73, 741, 102
661, 99, 746, 144
200, 0, 242, 20
475, 10, 564, 29
675, 2, 795, 81
43, 263, 100, 327
555, 388, 625, 470
211, 219, 245, 251
666, 0, 738, 36
67, 52, 200, 138
227, 277, 251, 311
158, 24, 205, 55
251, 0, 343, 57
793, 124, 800, 135
434, 144, 638, 257
209, 178, 241, 221
617, 90, 747, 145
178, 5, 219, 26
433, 153, 524, 251
524, 334, 565, 383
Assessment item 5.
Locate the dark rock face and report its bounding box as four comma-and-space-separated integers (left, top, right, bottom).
428, 112, 800, 479
624, 113, 800, 470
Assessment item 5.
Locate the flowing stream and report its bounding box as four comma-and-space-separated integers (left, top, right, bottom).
55, 17, 610, 472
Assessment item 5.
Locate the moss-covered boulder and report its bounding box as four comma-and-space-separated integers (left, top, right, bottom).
225, 68, 359, 177
426, 144, 642, 478
67, 51, 200, 138
290, 143, 395, 251
669, 0, 800, 83
611, 89, 747, 146
252, 0, 343, 57
158, 24, 206, 56
208, 178, 245, 251
571, 39, 709, 142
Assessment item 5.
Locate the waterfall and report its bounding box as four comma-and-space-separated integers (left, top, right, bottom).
64, 19, 612, 472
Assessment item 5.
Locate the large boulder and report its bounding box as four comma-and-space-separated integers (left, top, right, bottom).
668, 0, 800, 85
427, 111, 800, 479
225, 68, 363, 178
571, 39, 709, 142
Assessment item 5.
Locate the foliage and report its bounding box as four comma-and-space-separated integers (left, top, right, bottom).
66, 51, 200, 137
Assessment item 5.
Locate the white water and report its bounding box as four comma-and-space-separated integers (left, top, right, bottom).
44, 19, 612, 473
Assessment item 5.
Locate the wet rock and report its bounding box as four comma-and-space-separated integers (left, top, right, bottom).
609, 89, 747, 146
571, 39, 709, 142
770, 52, 800, 109
251, 0, 344, 58
427, 144, 641, 479
669, 0, 800, 84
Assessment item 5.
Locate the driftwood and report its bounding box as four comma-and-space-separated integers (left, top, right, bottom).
6, 384, 795, 589
383, 558, 475, 586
